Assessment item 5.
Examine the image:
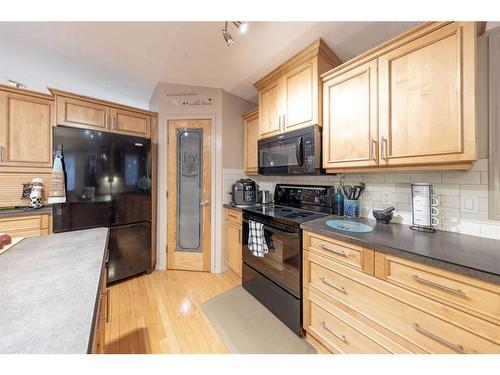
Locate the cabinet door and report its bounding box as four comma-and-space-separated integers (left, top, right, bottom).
57, 96, 109, 131
0, 91, 53, 169
110, 108, 150, 138
378, 22, 476, 166
259, 81, 282, 138
225, 219, 242, 277
244, 112, 259, 174
283, 59, 318, 131
323, 60, 379, 170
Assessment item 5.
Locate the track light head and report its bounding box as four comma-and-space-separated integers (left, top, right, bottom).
233, 21, 248, 34
222, 22, 234, 46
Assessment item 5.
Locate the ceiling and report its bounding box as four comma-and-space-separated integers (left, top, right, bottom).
0, 21, 420, 109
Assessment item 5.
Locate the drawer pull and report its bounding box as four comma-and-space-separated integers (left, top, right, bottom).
412, 274, 466, 297
411, 323, 466, 354
319, 276, 346, 294
319, 243, 346, 257
228, 213, 239, 220
105, 289, 110, 323
320, 321, 347, 343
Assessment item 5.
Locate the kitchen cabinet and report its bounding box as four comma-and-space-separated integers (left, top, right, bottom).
56, 95, 109, 131
254, 39, 341, 139
0, 86, 54, 171
302, 231, 500, 354
92, 249, 109, 354
323, 59, 379, 169
243, 107, 259, 174
322, 22, 478, 173
224, 208, 242, 278
110, 107, 150, 137
0, 214, 52, 237
51, 88, 154, 139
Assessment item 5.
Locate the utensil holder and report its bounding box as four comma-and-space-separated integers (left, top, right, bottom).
344, 199, 360, 218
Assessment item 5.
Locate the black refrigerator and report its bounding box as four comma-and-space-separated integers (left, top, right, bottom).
52, 126, 152, 283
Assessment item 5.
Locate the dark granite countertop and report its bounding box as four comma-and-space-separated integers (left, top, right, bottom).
301, 215, 500, 285
0, 205, 52, 218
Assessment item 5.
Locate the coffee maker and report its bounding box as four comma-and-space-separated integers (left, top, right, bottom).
230, 179, 258, 206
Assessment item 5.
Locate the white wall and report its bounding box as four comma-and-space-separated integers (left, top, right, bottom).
150, 82, 254, 273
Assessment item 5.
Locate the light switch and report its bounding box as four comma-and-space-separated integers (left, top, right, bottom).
460, 195, 479, 213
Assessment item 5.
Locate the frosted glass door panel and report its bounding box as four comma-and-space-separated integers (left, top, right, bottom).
176, 128, 203, 252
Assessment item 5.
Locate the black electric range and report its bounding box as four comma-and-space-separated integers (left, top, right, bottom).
241, 184, 334, 336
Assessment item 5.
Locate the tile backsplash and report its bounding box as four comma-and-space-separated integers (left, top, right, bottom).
223, 159, 500, 240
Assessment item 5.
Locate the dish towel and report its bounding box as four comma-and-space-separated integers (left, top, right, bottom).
248, 220, 269, 257
47, 145, 66, 204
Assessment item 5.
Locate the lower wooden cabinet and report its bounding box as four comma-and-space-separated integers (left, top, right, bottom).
0, 214, 51, 237
92, 250, 109, 354
224, 208, 242, 278
302, 231, 500, 354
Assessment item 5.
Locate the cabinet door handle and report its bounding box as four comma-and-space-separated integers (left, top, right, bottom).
411, 274, 466, 297
278, 115, 282, 132
228, 213, 238, 219
238, 229, 241, 244
320, 321, 347, 343
380, 136, 388, 160
282, 114, 286, 131
319, 276, 346, 294
319, 243, 346, 257
411, 323, 466, 353
105, 289, 110, 323
370, 138, 377, 161
0, 145, 3, 162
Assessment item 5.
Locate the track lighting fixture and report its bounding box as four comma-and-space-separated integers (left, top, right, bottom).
221, 21, 248, 46
233, 21, 248, 34
222, 21, 234, 46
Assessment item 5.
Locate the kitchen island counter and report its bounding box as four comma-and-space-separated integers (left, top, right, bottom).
0, 228, 109, 354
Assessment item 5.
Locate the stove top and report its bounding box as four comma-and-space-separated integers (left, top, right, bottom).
242, 204, 330, 226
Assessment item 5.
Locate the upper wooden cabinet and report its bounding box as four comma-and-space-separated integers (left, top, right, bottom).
51, 88, 156, 139
110, 107, 151, 137
0, 86, 54, 171
323, 59, 379, 169
243, 107, 259, 175
322, 22, 478, 173
254, 39, 341, 139
57, 95, 108, 131
378, 22, 476, 167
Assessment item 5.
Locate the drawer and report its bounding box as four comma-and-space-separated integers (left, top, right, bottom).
305, 250, 500, 353
375, 252, 500, 324
305, 292, 390, 353
303, 231, 374, 274
305, 289, 411, 354
0, 214, 50, 237
224, 208, 242, 223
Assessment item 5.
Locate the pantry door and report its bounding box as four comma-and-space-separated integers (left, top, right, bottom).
167, 119, 211, 271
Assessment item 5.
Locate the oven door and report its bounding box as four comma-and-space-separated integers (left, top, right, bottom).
242, 218, 301, 298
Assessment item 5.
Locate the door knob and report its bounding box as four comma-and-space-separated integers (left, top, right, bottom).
200, 200, 210, 206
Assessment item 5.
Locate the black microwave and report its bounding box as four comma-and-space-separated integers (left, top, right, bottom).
258, 125, 322, 175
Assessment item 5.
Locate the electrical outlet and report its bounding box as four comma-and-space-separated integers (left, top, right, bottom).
382, 192, 392, 205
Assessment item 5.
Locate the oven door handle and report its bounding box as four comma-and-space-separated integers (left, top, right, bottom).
244, 219, 299, 237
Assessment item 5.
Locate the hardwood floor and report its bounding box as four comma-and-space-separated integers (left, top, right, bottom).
104, 270, 241, 354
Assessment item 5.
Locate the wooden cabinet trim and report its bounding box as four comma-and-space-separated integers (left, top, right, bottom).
49, 88, 157, 116
254, 38, 341, 91
243, 107, 259, 174
321, 22, 455, 81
